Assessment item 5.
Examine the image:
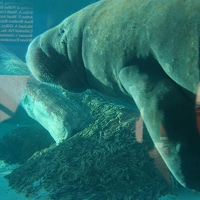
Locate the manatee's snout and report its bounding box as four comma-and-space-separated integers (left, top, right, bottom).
26, 35, 59, 83
26, 28, 87, 92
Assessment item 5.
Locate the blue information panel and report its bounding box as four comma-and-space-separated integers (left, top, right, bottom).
0, 1, 34, 43
0, 0, 98, 60
0, 1, 47, 60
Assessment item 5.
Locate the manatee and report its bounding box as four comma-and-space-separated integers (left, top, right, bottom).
26, 0, 200, 191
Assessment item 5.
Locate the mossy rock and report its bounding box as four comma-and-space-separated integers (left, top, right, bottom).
0, 123, 55, 164
6, 91, 178, 199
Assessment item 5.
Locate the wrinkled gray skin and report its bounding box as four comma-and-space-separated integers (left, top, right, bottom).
26, 0, 200, 191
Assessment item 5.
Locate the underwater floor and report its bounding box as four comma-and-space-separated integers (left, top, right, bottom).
0, 161, 33, 200
0, 165, 200, 200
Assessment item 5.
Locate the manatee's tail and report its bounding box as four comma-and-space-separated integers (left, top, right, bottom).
119, 64, 200, 191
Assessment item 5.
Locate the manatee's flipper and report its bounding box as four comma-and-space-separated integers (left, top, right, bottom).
119, 64, 200, 190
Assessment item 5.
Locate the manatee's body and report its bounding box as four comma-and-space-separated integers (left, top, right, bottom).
26, 0, 200, 191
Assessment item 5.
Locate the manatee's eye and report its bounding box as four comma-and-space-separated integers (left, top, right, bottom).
59, 28, 65, 36
59, 28, 66, 44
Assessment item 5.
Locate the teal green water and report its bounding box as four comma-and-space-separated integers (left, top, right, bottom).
1, 1, 200, 199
